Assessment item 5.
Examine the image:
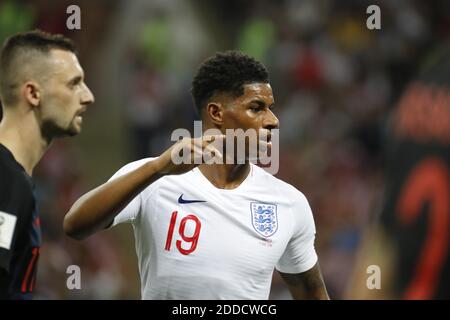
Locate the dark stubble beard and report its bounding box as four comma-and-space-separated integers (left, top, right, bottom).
40, 117, 78, 143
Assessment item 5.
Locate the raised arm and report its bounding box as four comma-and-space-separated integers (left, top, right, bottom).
63, 135, 222, 240
279, 262, 329, 300
63, 159, 162, 240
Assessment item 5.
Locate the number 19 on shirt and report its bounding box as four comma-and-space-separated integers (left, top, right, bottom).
165, 211, 202, 255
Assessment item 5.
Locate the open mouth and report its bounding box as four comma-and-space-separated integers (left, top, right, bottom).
259, 130, 272, 143
73, 108, 87, 127
75, 107, 87, 116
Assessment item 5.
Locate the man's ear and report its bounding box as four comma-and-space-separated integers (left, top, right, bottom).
206, 102, 224, 126
23, 81, 41, 108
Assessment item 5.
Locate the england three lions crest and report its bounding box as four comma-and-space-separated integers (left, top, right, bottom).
250, 202, 278, 238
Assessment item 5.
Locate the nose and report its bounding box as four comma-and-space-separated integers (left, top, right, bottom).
264, 109, 279, 130
81, 83, 95, 105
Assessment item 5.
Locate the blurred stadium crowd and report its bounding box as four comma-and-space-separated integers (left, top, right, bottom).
0, 0, 448, 299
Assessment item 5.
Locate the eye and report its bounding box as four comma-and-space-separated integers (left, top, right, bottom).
68, 77, 83, 89
250, 106, 263, 112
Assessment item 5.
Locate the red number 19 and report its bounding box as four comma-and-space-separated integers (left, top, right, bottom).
165, 211, 201, 255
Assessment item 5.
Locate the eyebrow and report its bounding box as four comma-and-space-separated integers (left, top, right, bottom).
248, 99, 274, 108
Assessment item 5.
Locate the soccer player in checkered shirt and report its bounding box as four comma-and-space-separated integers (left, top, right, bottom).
64, 51, 329, 300
0, 30, 94, 299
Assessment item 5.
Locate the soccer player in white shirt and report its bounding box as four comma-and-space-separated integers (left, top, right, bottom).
64, 51, 329, 300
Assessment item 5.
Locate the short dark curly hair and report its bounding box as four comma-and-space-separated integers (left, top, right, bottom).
191, 51, 269, 114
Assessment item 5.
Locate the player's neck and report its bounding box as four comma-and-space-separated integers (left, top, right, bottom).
198, 163, 250, 190
0, 110, 50, 176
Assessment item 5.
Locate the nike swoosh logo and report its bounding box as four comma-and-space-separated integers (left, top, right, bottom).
178, 194, 207, 204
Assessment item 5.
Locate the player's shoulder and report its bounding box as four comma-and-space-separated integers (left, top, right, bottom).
0, 145, 23, 177
120, 157, 158, 170
0, 145, 34, 194
251, 164, 308, 203
0, 146, 35, 215
111, 157, 157, 178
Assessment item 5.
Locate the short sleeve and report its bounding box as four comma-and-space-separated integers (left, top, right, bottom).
0, 210, 19, 272
109, 158, 155, 227
0, 167, 35, 273
276, 192, 318, 274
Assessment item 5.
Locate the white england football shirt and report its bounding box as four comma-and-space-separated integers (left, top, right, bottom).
110, 158, 318, 299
